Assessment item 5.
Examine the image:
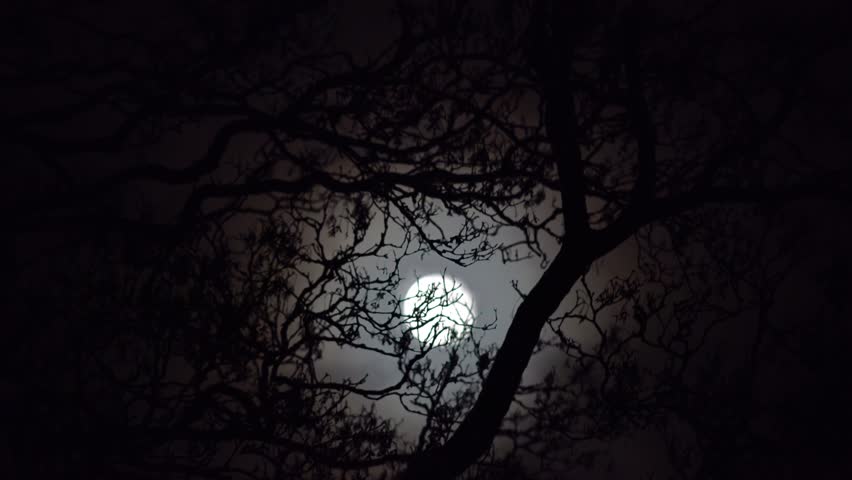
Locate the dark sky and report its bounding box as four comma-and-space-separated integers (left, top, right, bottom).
3, 1, 852, 478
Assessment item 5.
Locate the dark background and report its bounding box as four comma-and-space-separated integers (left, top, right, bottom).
3, 1, 852, 478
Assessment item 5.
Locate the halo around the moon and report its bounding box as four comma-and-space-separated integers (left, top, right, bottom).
402, 274, 475, 345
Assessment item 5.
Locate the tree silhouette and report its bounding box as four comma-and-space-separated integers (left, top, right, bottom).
3, 1, 851, 479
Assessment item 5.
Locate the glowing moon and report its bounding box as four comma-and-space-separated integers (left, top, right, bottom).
402, 274, 475, 345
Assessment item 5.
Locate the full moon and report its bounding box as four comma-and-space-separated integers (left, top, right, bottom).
402, 274, 475, 345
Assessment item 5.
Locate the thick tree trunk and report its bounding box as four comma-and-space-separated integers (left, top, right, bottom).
402, 8, 592, 476
402, 248, 589, 479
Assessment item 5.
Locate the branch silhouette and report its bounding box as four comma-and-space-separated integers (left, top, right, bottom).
3, 1, 850, 479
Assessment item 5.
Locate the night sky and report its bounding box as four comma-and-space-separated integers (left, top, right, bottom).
3, 1, 852, 479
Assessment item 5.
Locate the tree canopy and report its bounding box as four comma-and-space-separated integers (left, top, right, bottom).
3, 1, 851, 478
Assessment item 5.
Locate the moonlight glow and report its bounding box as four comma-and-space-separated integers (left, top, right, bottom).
402, 274, 475, 345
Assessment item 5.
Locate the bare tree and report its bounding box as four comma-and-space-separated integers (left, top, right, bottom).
3, 1, 851, 479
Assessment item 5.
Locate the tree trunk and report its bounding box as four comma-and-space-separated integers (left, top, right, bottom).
402, 248, 589, 479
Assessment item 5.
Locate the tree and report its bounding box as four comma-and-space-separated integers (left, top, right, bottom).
3, 0, 851, 478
